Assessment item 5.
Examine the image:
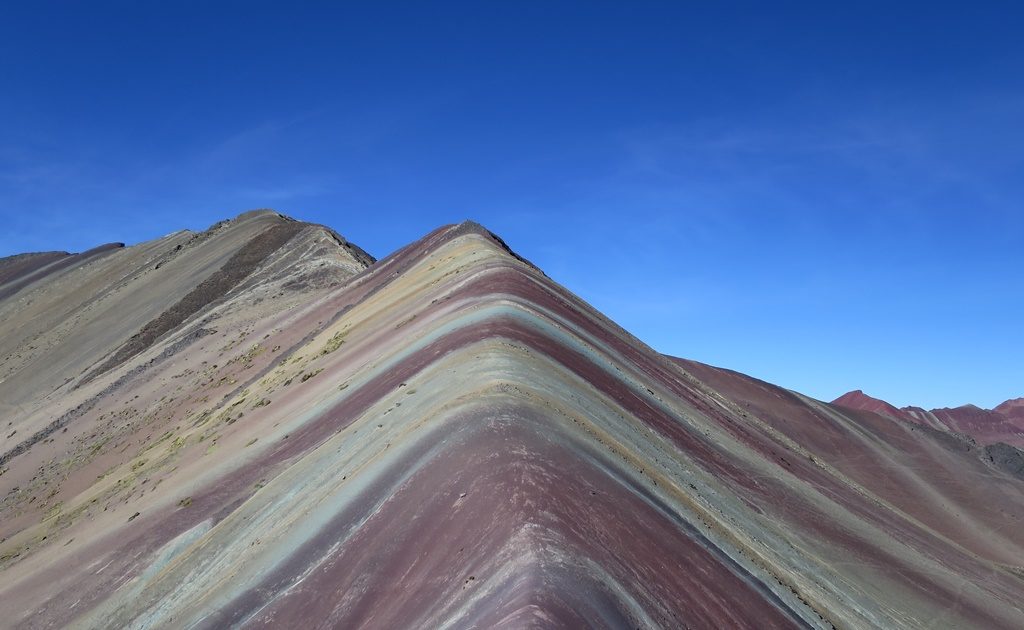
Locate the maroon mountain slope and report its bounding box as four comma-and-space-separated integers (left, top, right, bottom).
994, 398, 1024, 421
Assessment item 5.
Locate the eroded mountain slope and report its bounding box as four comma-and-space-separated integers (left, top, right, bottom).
0, 210, 371, 463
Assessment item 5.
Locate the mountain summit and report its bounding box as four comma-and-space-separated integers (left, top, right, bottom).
1, 213, 1023, 628
831, 389, 904, 418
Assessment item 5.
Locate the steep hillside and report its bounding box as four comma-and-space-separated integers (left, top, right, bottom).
1, 217, 1022, 629
0, 210, 371, 446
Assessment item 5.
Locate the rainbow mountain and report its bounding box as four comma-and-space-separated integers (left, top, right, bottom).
1, 211, 1023, 629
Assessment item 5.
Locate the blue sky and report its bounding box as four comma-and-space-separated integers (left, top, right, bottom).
1, 2, 1022, 409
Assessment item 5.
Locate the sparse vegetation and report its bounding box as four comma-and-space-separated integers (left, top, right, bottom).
321, 330, 347, 354
301, 369, 323, 382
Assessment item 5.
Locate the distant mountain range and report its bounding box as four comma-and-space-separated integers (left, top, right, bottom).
1, 211, 1022, 628
833, 390, 1024, 447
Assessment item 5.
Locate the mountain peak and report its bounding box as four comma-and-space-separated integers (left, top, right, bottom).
831, 389, 903, 417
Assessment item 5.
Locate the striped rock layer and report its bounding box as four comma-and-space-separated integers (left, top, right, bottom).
1, 215, 1023, 629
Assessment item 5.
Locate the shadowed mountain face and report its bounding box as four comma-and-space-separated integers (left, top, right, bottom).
1, 214, 1023, 629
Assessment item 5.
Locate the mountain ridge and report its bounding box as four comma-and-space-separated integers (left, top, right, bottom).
833, 389, 1023, 417
832, 389, 1024, 448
